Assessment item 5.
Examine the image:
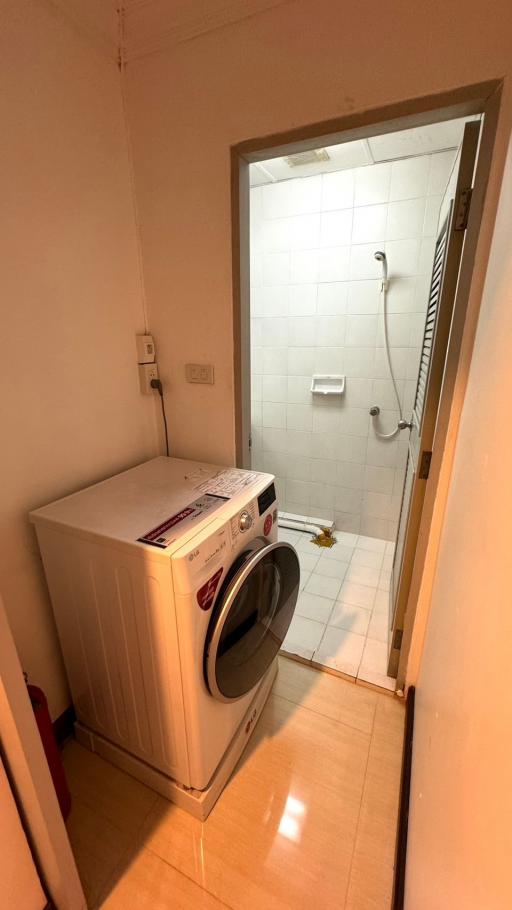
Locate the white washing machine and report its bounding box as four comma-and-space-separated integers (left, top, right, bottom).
30, 457, 299, 818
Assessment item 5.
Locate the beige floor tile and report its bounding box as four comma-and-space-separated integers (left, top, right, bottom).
63, 739, 158, 835
139, 693, 371, 910
345, 695, 405, 909
274, 655, 377, 735
64, 664, 404, 910
99, 846, 227, 909
66, 796, 134, 908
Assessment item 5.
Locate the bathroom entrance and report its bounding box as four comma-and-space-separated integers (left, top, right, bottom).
234, 104, 485, 692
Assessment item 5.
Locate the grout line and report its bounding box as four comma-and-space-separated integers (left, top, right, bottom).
144, 844, 236, 910
272, 690, 375, 739
342, 692, 378, 909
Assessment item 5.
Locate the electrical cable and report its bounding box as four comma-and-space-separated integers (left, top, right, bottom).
150, 379, 170, 456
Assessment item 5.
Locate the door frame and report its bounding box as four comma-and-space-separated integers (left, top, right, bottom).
231, 79, 503, 684
0, 596, 85, 910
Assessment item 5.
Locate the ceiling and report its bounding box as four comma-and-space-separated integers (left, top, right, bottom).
250, 118, 474, 186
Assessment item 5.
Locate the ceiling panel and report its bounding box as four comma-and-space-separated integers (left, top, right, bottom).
368, 119, 467, 162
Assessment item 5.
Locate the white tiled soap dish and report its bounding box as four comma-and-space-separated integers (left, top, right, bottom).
310, 374, 346, 396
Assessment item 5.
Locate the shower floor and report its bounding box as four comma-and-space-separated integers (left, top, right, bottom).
280, 526, 397, 692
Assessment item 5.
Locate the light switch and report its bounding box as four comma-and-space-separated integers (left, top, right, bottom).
185, 363, 214, 384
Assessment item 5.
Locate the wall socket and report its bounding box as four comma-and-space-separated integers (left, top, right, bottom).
185, 363, 214, 384
136, 334, 155, 363
138, 362, 159, 394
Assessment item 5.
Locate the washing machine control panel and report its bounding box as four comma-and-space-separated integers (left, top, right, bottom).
238, 510, 253, 532
230, 500, 257, 546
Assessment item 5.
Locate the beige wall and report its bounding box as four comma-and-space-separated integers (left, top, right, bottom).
124, 0, 512, 468
0, 0, 158, 718
404, 138, 512, 908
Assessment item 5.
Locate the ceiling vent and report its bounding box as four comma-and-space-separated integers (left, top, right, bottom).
284, 148, 330, 167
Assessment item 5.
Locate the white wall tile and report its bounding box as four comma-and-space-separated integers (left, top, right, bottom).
362, 490, 393, 520
373, 346, 408, 380
290, 248, 319, 284
262, 251, 289, 285
251, 401, 262, 427
385, 238, 420, 277
289, 213, 321, 250
251, 346, 263, 374
386, 198, 425, 240
262, 285, 289, 316
287, 375, 311, 404
320, 209, 353, 246
287, 454, 312, 481
423, 195, 442, 236
346, 314, 379, 347
390, 156, 429, 201
349, 243, 384, 280
262, 374, 287, 402
251, 373, 262, 401
418, 236, 437, 275
364, 465, 395, 494
287, 403, 313, 431
334, 486, 363, 514
251, 152, 440, 534
313, 347, 345, 373
366, 437, 399, 469
336, 461, 364, 489
321, 170, 354, 211
317, 282, 348, 315
352, 204, 387, 244
311, 458, 339, 484
385, 278, 416, 313
339, 407, 369, 437
387, 313, 411, 347
287, 346, 315, 375
288, 316, 317, 346
318, 246, 350, 282
316, 315, 346, 346
286, 479, 311, 506
285, 430, 312, 457
427, 150, 456, 195
354, 162, 391, 206
372, 378, 405, 411
263, 346, 288, 374
344, 346, 375, 378
289, 284, 317, 315
346, 280, 380, 315
312, 404, 341, 434
251, 286, 264, 316
344, 377, 372, 408
262, 428, 287, 452
262, 175, 322, 218
262, 316, 288, 347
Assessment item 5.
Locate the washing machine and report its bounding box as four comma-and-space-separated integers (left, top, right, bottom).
30, 456, 300, 818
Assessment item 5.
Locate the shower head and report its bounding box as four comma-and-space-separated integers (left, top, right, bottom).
374, 250, 388, 282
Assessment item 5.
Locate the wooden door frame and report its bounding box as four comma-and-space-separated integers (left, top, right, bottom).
231, 79, 503, 683
0, 597, 85, 910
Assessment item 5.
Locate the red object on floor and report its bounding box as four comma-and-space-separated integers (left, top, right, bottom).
27, 684, 71, 820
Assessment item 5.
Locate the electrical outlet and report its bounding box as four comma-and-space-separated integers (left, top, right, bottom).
136, 334, 155, 364
185, 363, 214, 384
138, 362, 159, 394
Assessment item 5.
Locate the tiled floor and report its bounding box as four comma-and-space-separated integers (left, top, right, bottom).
63, 657, 404, 909
281, 528, 397, 691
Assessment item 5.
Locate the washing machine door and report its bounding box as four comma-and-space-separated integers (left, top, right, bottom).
205, 540, 299, 702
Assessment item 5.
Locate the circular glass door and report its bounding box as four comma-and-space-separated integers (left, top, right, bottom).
205, 540, 299, 702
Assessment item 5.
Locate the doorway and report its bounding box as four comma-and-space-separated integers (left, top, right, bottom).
233, 96, 492, 692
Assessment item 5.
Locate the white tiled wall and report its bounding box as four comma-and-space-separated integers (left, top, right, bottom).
250, 151, 456, 539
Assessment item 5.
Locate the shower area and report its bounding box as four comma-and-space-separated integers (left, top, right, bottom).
247, 117, 475, 688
